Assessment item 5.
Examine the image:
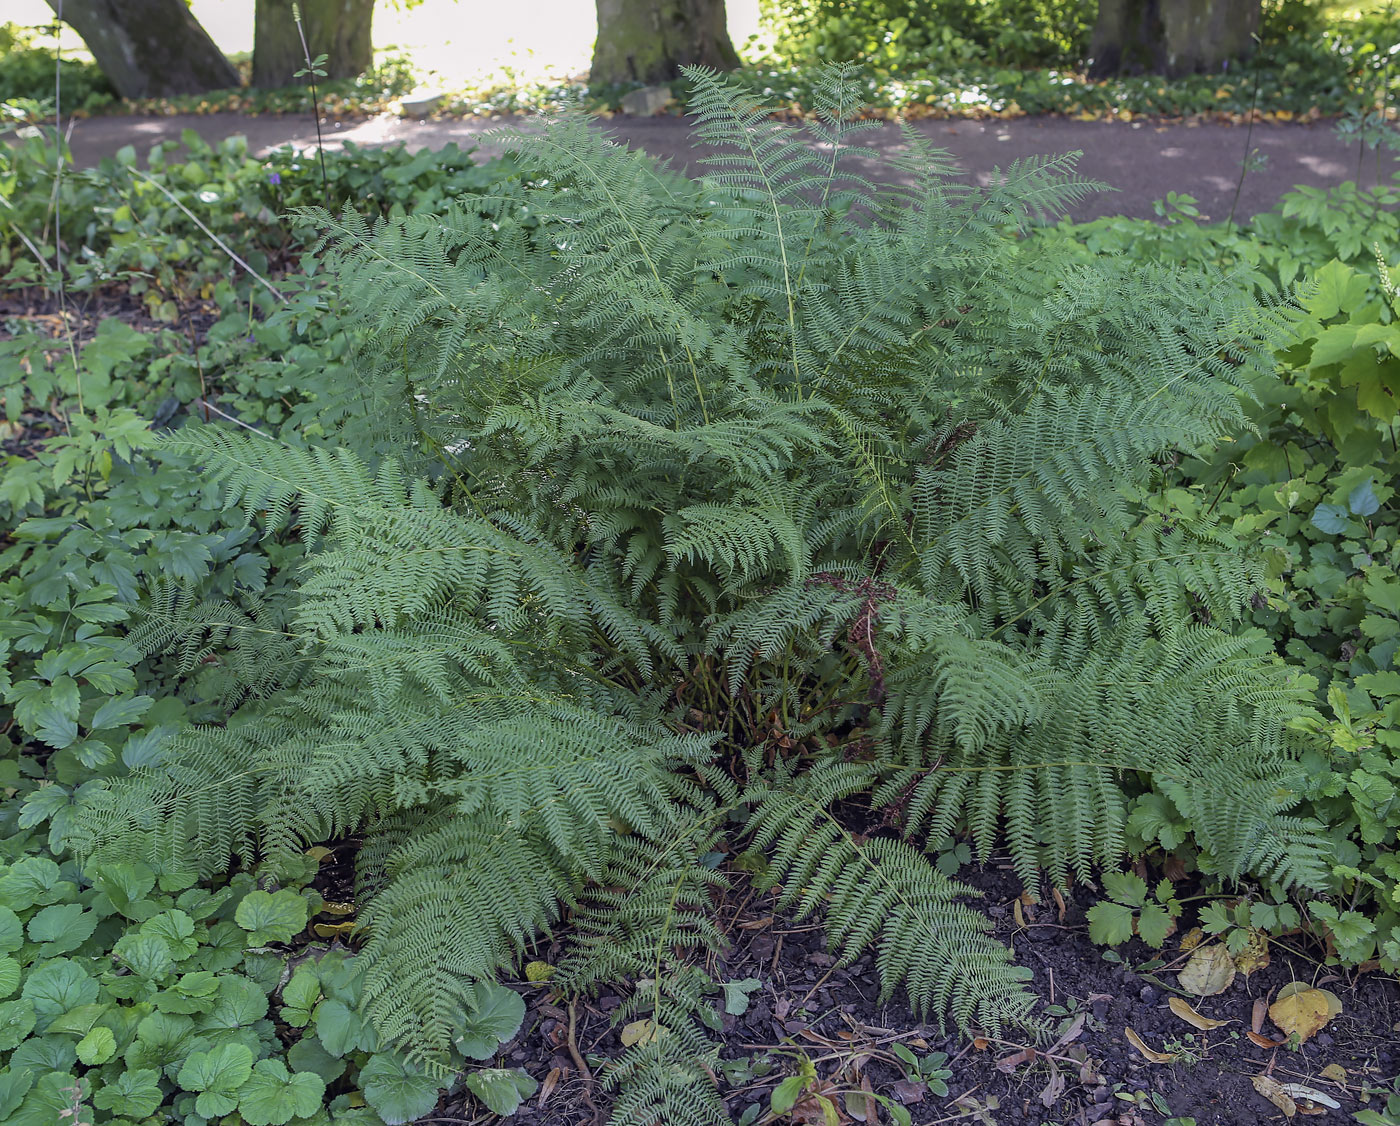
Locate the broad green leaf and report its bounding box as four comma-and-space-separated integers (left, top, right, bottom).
22, 959, 98, 1024
0, 957, 20, 999
76, 1026, 117, 1065
360, 1053, 441, 1124
280, 967, 321, 1028
237, 1059, 326, 1126
0, 999, 36, 1051
179, 1042, 255, 1119
464, 1067, 537, 1118
27, 903, 97, 955
316, 998, 376, 1056
454, 981, 526, 1060
141, 910, 198, 960
0, 1068, 34, 1119
0, 908, 21, 954
287, 1035, 347, 1084
1136, 902, 1174, 948
92, 1067, 163, 1117
1348, 478, 1380, 516
235, 890, 308, 946
1101, 871, 1148, 907
1310, 503, 1349, 535
90, 693, 153, 731
114, 932, 176, 980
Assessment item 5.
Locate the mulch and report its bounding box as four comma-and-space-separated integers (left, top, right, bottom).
438, 862, 1400, 1126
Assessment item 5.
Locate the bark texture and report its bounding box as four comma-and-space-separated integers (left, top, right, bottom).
1088, 0, 1260, 78
253, 0, 374, 91
45, 0, 239, 99
592, 0, 740, 86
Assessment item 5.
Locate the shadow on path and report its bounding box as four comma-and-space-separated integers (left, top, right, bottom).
65, 110, 1400, 222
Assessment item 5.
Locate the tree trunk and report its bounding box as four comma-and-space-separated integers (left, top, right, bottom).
44, 0, 239, 99
253, 0, 375, 91
592, 0, 740, 86
1088, 0, 1260, 78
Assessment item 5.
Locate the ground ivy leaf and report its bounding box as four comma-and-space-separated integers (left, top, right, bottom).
179, 1041, 255, 1118
92, 1067, 164, 1117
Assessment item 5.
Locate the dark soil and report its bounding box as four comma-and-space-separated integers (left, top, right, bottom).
439, 862, 1400, 1126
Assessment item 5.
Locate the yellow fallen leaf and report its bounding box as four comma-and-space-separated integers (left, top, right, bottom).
1269, 986, 1341, 1043
1178, 944, 1236, 995
1237, 930, 1271, 977
1167, 997, 1232, 1030
1253, 1075, 1297, 1117
1179, 926, 1204, 952
620, 1019, 662, 1047
305, 846, 334, 862
312, 921, 356, 939
1320, 1063, 1348, 1085
1124, 1027, 1178, 1063
318, 900, 355, 916
525, 960, 556, 983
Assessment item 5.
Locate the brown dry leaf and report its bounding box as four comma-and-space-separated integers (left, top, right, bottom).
972, 1037, 991, 1051
1237, 930, 1272, 977
1253, 1075, 1298, 1117
1178, 926, 1204, 952
537, 1067, 561, 1108
1269, 988, 1340, 1044
1319, 1063, 1348, 1085
1167, 997, 1232, 1030
1178, 944, 1236, 995
1248, 1030, 1286, 1048
1252, 998, 1269, 1034
996, 1047, 1037, 1073
891, 1078, 926, 1106
1124, 1027, 1178, 1064
1052, 887, 1067, 922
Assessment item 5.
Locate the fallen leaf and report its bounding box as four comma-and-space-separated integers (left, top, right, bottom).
311, 921, 356, 939
620, 1019, 661, 1047
1179, 926, 1204, 952
537, 1066, 561, 1107
525, 960, 556, 983
1237, 930, 1271, 976
1253, 1075, 1298, 1117
1248, 1030, 1286, 1048
1124, 1027, 1178, 1063
1039, 1059, 1066, 1108
1269, 987, 1340, 1044
318, 900, 355, 916
1319, 1063, 1348, 1085
305, 846, 334, 863
1279, 1083, 1341, 1110
972, 1037, 990, 1051
891, 1078, 926, 1105
1168, 997, 1232, 1030
996, 1047, 1037, 1073
1252, 998, 1268, 1034
1178, 944, 1236, 995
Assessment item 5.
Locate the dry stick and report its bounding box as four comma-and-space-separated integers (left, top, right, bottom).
126, 168, 287, 304
51, 0, 81, 416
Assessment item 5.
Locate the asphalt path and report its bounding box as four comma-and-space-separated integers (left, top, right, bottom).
62, 109, 1400, 222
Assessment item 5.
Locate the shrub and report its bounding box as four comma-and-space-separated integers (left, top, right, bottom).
80, 69, 1329, 1121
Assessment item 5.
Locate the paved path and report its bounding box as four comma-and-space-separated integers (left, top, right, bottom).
65, 110, 1399, 222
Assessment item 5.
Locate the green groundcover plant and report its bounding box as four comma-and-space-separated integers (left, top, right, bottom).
65, 67, 1343, 1125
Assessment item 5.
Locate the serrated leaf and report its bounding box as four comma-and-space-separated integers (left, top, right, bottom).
722, 977, 762, 1015
1086, 900, 1136, 946
465, 1068, 538, 1117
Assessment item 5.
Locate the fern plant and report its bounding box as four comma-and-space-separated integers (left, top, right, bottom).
82, 66, 1328, 1124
